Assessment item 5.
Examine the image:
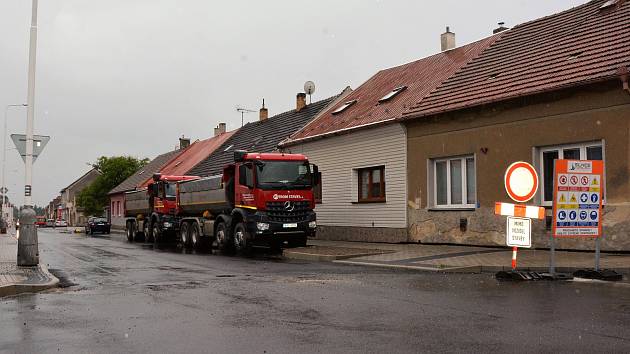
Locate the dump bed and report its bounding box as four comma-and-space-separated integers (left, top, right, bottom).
124, 189, 150, 217
178, 175, 229, 215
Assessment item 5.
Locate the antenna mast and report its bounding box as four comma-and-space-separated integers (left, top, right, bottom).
236, 106, 256, 127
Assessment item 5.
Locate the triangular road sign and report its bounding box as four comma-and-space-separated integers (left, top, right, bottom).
559, 194, 566, 203
569, 194, 577, 203
10, 134, 50, 163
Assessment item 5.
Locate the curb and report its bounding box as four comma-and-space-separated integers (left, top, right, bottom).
283, 250, 389, 262
333, 260, 483, 273
0, 263, 60, 298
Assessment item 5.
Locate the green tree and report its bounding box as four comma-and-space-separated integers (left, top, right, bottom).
77, 156, 149, 216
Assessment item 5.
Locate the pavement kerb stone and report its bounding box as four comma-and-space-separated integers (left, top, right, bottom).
284, 250, 389, 262
333, 260, 483, 274
0, 263, 59, 297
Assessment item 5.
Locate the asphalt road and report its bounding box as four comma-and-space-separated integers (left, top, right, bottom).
1, 228, 629, 353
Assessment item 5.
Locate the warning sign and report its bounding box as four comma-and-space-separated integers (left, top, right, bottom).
552, 160, 604, 238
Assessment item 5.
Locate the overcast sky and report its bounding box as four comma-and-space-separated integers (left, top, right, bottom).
0, 0, 587, 207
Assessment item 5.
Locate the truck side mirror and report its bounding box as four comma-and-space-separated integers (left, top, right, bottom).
312, 164, 320, 186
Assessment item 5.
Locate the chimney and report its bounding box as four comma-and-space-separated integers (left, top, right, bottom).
440, 26, 455, 51
296, 92, 307, 112
179, 136, 191, 149
259, 99, 268, 121
214, 122, 226, 136
493, 22, 509, 34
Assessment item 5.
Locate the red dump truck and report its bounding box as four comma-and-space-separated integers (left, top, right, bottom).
124, 150, 318, 252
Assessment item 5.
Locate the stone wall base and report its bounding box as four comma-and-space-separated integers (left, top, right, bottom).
408, 205, 630, 252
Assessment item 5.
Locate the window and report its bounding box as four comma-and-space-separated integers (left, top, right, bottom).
111, 202, 115, 216
117, 201, 122, 217
332, 100, 357, 115
379, 86, 407, 102
539, 141, 603, 205
358, 166, 385, 202
314, 171, 322, 204
432, 156, 476, 208
239, 163, 254, 188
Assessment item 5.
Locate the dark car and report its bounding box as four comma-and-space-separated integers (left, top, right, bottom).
85, 217, 111, 235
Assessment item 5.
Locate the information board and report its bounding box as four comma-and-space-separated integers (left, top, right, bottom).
506, 216, 531, 248
552, 160, 604, 238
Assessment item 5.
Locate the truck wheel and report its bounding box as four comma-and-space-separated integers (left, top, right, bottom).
153, 222, 162, 245
143, 221, 152, 243
233, 222, 252, 255
126, 221, 134, 242
190, 222, 201, 249
215, 222, 230, 252
180, 222, 191, 247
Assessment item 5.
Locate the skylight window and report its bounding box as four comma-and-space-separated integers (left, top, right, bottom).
600, 0, 619, 10
223, 144, 234, 152
332, 100, 357, 115
379, 86, 407, 103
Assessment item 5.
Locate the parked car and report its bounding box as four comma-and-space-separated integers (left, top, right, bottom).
85, 217, 110, 235
55, 219, 68, 227
36, 216, 47, 227
46, 219, 55, 227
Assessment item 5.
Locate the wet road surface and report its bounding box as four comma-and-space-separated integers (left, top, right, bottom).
1, 228, 629, 353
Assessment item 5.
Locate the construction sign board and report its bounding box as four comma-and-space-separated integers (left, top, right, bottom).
552, 160, 604, 238
506, 216, 532, 248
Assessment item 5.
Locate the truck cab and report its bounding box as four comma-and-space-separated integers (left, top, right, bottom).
223, 151, 318, 249
145, 174, 198, 239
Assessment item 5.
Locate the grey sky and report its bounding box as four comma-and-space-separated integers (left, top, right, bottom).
0, 0, 587, 207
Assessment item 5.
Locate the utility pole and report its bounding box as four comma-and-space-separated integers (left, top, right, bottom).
3, 104, 27, 223
18, 0, 39, 266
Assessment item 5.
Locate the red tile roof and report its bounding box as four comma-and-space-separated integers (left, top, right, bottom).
283, 34, 500, 144
402, 0, 630, 120
139, 131, 234, 187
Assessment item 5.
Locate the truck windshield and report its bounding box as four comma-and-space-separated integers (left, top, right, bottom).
256, 161, 311, 190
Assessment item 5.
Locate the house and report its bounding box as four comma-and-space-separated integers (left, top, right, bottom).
189, 92, 339, 177
141, 125, 235, 185
279, 32, 499, 242
59, 168, 101, 226
399, 0, 630, 250
107, 145, 183, 229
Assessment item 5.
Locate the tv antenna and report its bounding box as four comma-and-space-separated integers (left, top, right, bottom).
236, 106, 256, 127
304, 81, 316, 104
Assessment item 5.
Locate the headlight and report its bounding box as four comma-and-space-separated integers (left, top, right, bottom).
257, 222, 270, 231
163, 222, 172, 228
308, 221, 317, 228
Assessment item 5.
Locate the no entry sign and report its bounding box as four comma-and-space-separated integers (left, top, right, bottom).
553, 160, 604, 238
504, 162, 539, 203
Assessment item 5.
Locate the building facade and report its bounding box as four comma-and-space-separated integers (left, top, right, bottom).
59, 169, 101, 226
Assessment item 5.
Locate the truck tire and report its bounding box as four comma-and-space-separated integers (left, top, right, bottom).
153, 222, 162, 245
143, 221, 152, 243
215, 222, 229, 252
180, 222, 191, 248
233, 222, 252, 255
190, 222, 201, 249
126, 221, 134, 242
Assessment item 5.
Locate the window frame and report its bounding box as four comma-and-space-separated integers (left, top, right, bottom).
313, 171, 322, 204
357, 166, 386, 203
431, 155, 476, 209
538, 141, 604, 206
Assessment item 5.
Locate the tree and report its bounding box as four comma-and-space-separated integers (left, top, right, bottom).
77, 156, 149, 216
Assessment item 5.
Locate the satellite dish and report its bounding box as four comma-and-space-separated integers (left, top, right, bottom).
304, 81, 316, 95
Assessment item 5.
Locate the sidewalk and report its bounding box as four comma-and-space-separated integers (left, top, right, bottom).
0, 231, 58, 297
284, 239, 630, 275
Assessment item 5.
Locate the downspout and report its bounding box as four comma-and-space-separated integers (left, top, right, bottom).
618, 66, 630, 96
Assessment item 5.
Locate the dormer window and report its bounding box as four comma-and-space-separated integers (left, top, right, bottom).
379, 86, 407, 103
332, 100, 357, 115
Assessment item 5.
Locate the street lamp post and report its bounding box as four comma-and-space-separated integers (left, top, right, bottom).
17, 0, 39, 266
3, 104, 27, 220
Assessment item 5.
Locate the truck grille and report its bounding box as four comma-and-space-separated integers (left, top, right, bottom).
266, 201, 311, 223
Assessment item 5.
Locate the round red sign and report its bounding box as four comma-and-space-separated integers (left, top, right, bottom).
504, 161, 539, 203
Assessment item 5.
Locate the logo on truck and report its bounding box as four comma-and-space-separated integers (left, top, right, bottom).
284, 201, 295, 212
273, 194, 302, 200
